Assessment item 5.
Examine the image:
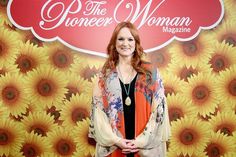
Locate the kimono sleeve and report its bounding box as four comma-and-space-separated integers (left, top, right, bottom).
134, 69, 171, 156
88, 77, 121, 156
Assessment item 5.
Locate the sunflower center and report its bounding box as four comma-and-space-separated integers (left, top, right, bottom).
16, 54, 35, 73
53, 50, 72, 68
164, 87, 175, 96
209, 54, 228, 72
180, 129, 198, 145
183, 41, 198, 56
192, 85, 209, 103
206, 143, 224, 157
72, 108, 88, 123
22, 143, 40, 157
56, 139, 75, 155
88, 137, 96, 146
217, 124, 233, 136
180, 67, 197, 81
2, 86, 19, 104
169, 107, 183, 121
0, 0, 8, 7
0, 129, 12, 145
228, 79, 236, 96
37, 79, 55, 96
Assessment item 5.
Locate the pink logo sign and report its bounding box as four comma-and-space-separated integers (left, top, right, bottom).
7, 0, 224, 57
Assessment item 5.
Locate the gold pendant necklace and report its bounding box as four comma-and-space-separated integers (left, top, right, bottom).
118, 65, 133, 106
125, 96, 131, 106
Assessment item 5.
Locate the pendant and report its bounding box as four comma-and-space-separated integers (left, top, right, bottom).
125, 96, 131, 106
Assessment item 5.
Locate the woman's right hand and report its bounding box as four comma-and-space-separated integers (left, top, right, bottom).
115, 139, 139, 154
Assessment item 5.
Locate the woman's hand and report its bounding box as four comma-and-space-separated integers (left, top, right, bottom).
122, 141, 139, 154
115, 139, 139, 154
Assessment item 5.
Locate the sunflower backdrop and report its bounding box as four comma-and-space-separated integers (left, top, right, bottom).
0, 1, 236, 157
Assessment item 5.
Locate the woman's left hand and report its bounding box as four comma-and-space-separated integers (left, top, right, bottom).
121, 141, 139, 154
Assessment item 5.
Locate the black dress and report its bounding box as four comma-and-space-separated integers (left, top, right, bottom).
119, 74, 137, 157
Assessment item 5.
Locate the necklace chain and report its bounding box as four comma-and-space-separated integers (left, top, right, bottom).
117, 65, 133, 96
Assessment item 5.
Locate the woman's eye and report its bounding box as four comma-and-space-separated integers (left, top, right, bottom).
128, 38, 134, 41
118, 38, 124, 41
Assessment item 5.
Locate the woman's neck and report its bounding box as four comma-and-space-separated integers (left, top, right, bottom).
117, 57, 137, 84
118, 55, 132, 67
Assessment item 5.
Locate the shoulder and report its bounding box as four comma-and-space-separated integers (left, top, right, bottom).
141, 61, 152, 69
141, 61, 156, 73
141, 61, 160, 82
95, 69, 116, 88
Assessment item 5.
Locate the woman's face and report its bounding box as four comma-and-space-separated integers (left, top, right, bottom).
115, 27, 135, 57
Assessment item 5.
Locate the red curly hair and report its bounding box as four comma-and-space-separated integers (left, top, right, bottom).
101, 21, 152, 79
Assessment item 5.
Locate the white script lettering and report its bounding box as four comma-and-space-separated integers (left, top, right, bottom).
40, 0, 82, 30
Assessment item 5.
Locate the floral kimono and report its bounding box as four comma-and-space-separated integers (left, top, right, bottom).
89, 64, 171, 157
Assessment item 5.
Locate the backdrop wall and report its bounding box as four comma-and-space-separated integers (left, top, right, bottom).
0, 0, 236, 157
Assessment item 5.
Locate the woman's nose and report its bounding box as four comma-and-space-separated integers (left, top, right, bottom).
122, 39, 129, 46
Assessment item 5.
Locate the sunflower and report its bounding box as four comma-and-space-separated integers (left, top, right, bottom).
210, 98, 235, 114
170, 117, 210, 156
20, 132, 51, 157
214, 65, 236, 105
167, 94, 195, 123
70, 56, 100, 82
161, 72, 187, 96
167, 148, 207, 157
209, 109, 236, 136
204, 131, 236, 157
61, 94, 91, 129
47, 126, 77, 157
0, 103, 8, 119
169, 32, 213, 68
208, 103, 226, 118
74, 52, 105, 71
21, 111, 58, 137
22, 102, 46, 117
90, 74, 99, 87
15, 41, 48, 74
64, 72, 92, 100
4, 151, 24, 157
0, 62, 19, 76
223, 0, 236, 22
44, 42, 75, 72
210, 19, 236, 46
0, 118, 24, 156
0, 16, 3, 26
73, 118, 96, 157
146, 48, 172, 74
16, 30, 44, 47
222, 152, 236, 157
207, 41, 236, 75
233, 131, 236, 141
0, 73, 28, 116
167, 62, 210, 82
24, 65, 68, 109
0, 0, 12, 26
181, 73, 219, 117
0, 27, 19, 65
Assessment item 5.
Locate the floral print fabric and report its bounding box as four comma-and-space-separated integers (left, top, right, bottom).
89, 64, 171, 157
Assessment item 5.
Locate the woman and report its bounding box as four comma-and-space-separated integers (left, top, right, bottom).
89, 21, 170, 157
